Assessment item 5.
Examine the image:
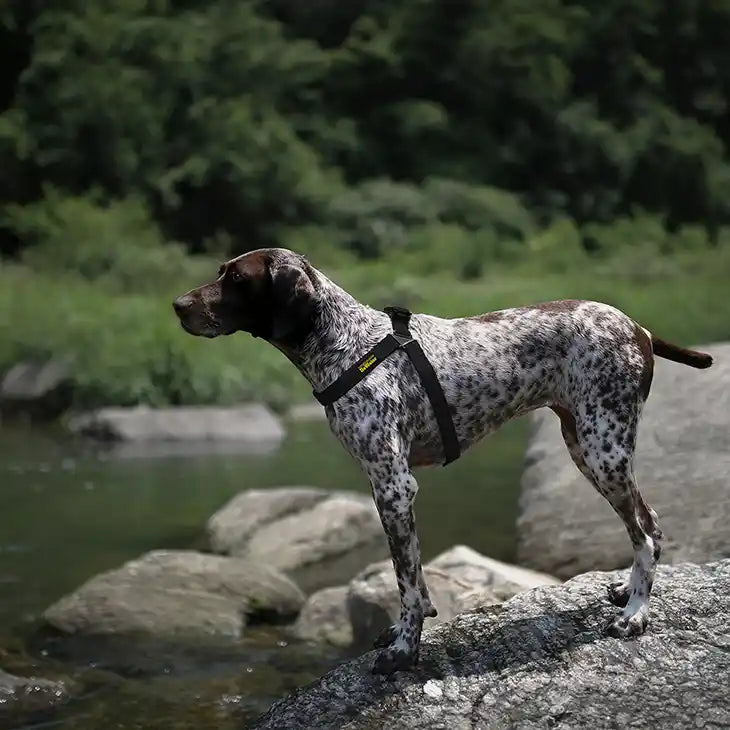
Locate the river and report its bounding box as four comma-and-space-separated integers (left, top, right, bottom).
0, 416, 528, 729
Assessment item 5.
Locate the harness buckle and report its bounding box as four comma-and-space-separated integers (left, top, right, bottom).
384, 306, 413, 343
384, 305, 411, 321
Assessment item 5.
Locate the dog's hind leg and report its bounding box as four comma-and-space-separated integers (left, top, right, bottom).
570, 401, 661, 637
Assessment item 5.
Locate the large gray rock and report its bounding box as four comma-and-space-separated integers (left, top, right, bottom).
207, 487, 326, 554
0, 669, 75, 720
348, 545, 559, 646
518, 342, 730, 579
44, 550, 304, 640
286, 402, 328, 423
292, 586, 354, 647
65, 403, 285, 449
254, 560, 730, 730
207, 488, 389, 592
294, 545, 558, 647
0, 359, 72, 418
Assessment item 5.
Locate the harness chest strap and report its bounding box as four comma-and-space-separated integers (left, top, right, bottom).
312, 306, 461, 466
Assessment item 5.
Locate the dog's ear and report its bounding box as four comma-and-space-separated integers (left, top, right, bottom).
269, 258, 317, 343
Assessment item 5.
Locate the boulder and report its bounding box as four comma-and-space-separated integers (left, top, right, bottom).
292, 586, 353, 647
518, 342, 730, 578
253, 560, 730, 730
64, 403, 285, 449
207, 488, 389, 592
0, 669, 75, 721
0, 359, 72, 418
427, 545, 561, 600
348, 545, 559, 646
207, 487, 326, 554
286, 402, 328, 423
293, 546, 558, 648
44, 550, 304, 640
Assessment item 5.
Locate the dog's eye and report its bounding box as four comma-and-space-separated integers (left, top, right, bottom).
229, 270, 242, 283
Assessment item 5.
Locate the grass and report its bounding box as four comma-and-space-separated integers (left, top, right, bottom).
3, 242, 730, 411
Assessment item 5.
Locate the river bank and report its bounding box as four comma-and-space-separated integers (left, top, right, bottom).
0, 416, 526, 728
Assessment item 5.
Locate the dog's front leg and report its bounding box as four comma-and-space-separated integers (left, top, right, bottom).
365, 460, 425, 676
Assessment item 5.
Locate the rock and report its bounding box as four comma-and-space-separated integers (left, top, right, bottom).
518, 343, 730, 578
292, 586, 353, 647
207, 488, 388, 592
427, 545, 560, 599
44, 550, 304, 640
286, 402, 328, 423
64, 403, 285, 449
207, 487, 326, 554
347, 546, 559, 646
253, 560, 730, 730
0, 669, 75, 720
0, 359, 72, 419
347, 560, 469, 646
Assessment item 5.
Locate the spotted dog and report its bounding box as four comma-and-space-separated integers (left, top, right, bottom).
173, 247, 713, 675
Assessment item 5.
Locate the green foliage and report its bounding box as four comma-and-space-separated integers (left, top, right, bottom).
1, 191, 210, 292
1, 1, 730, 411
3, 0, 730, 251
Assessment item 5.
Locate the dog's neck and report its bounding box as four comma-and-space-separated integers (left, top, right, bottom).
271, 268, 389, 395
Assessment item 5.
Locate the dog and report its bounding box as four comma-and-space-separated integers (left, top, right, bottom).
173, 247, 713, 675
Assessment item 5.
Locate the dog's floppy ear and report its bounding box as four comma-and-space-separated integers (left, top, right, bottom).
269, 258, 317, 343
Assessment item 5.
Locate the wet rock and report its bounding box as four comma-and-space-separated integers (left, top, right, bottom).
207, 488, 388, 592
518, 342, 730, 578
0, 669, 75, 721
0, 359, 72, 419
44, 550, 304, 640
254, 560, 730, 730
292, 586, 353, 647
65, 403, 285, 449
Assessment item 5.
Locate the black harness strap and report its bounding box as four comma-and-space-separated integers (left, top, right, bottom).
313, 306, 461, 466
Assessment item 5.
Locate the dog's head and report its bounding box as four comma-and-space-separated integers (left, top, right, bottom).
173, 248, 319, 344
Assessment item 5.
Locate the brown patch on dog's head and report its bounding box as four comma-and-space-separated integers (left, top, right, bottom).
172, 248, 319, 345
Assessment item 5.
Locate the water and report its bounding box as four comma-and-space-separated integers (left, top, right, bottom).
0, 416, 528, 729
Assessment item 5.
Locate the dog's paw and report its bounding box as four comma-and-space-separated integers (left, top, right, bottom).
606, 581, 631, 608
371, 645, 418, 676
604, 611, 648, 639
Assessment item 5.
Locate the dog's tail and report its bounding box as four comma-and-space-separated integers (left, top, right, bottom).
651, 336, 713, 369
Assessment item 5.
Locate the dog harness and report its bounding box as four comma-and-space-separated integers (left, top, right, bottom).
313, 306, 460, 465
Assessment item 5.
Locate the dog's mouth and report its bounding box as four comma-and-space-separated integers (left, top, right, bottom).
179, 319, 221, 339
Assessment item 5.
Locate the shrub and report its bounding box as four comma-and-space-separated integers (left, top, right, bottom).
326, 179, 436, 258
2, 190, 211, 292
423, 177, 536, 239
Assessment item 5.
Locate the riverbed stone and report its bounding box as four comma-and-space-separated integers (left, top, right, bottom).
0, 359, 72, 419
0, 669, 75, 721
207, 488, 388, 592
64, 403, 285, 447
286, 402, 327, 423
43, 550, 304, 640
253, 559, 730, 730
293, 546, 559, 647
518, 342, 730, 579
347, 545, 559, 646
292, 586, 353, 647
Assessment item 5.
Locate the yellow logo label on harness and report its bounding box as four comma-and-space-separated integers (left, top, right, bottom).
358, 354, 377, 373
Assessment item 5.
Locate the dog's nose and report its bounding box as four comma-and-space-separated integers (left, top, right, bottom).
173, 296, 193, 315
